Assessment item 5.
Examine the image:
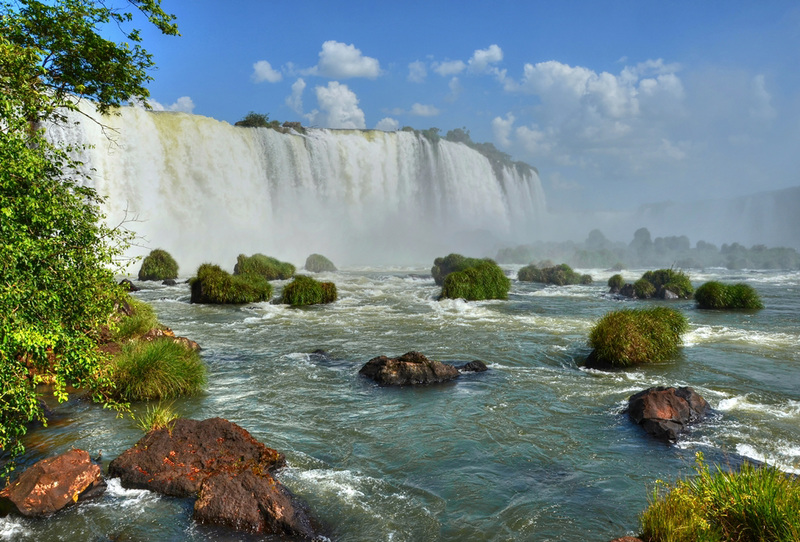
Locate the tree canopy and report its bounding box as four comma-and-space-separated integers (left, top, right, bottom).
0, 0, 178, 471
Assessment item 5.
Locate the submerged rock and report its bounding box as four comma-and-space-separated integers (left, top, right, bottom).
625, 386, 710, 441
456, 360, 489, 373
359, 351, 461, 386
0, 449, 105, 517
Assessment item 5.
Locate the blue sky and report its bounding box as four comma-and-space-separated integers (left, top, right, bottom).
134, 1, 800, 211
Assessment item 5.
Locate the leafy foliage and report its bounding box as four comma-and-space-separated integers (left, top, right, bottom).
234, 253, 295, 281
640, 452, 800, 542
234, 111, 272, 128
588, 307, 688, 367
137, 248, 179, 281
304, 253, 337, 273
0, 0, 178, 467
431, 253, 489, 286
279, 275, 338, 306
440, 260, 510, 301
189, 263, 272, 304
695, 281, 764, 310
518, 263, 592, 285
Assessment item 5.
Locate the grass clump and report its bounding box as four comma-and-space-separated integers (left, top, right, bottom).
695, 281, 764, 310
136, 401, 179, 433
637, 268, 694, 299
639, 452, 800, 542
588, 306, 688, 367
304, 253, 337, 273
518, 263, 592, 285
109, 339, 206, 401
112, 296, 159, 341
137, 249, 179, 281
440, 260, 511, 301
431, 253, 489, 286
608, 273, 625, 292
279, 275, 337, 306
234, 253, 295, 280
190, 263, 272, 304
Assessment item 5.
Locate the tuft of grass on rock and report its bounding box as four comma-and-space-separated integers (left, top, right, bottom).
639, 452, 800, 542
588, 306, 688, 367
190, 263, 272, 304
431, 253, 488, 286
137, 249, 179, 281
518, 263, 592, 285
136, 401, 180, 433
695, 281, 764, 310
638, 268, 694, 299
304, 253, 337, 273
110, 339, 206, 401
608, 273, 625, 291
113, 296, 159, 341
440, 260, 510, 301
234, 253, 295, 281
279, 275, 337, 306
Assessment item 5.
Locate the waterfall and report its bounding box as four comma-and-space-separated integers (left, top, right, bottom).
49, 106, 546, 270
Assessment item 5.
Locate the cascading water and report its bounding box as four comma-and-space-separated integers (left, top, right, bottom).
48, 105, 546, 270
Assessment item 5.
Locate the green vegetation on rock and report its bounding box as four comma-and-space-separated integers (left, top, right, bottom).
112, 297, 159, 341
304, 253, 337, 273
518, 263, 592, 285
440, 260, 510, 301
137, 249, 179, 281
588, 307, 688, 367
639, 268, 694, 299
234, 253, 295, 281
136, 401, 179, 433
279, 275, 337, 306
639, 452, 800, 542
431, 253, 489, 286
695, 281, 764, 310
190, 264, 273, 304
608, 274, 625, 291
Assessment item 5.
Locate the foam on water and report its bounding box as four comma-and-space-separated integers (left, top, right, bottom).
0, 518, 29, 541
684, 325, 800, 349
715, 395, 800, 419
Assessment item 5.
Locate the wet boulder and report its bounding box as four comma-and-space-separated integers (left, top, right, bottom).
626, 386, 710, 441
0, 449, 105, 517
359, 351, 460, 386
456, 360, 489, 373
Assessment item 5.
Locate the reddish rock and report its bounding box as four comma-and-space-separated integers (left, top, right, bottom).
626, 386, 710, 441
359, 351, 461, 386
142, 327, 200, 351
0, 449, 105, 517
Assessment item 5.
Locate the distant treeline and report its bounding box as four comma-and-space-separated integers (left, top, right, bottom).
497, 228, 800, 270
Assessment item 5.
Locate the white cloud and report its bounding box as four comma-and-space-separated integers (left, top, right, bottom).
285, 78, 306, 115
492, 113, 515, 147
306, 81, 366, 129
313, 41, 381, 79
409, 103, 440, 117
252, 60, 282, 83
433, 60, 466, 77
468, 44, 503, 73
750, 74, 776, 120
447, 77, 462, 101
408, 60, 427, 83
146, 96, 195, 113
375, 117, 399, 131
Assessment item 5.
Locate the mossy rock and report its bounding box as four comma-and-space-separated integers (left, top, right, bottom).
439, 260, 510, 301
190, 264, 272, 304
608, 273, 625, 292
431, 253, 489, 286
138, 249, 179, 281
637, 269, 693, 299
695, 281, 764, 310
233, 253, 295, 281
587, 307, 688, 368
518, 263, 592, 285
304, 253, 337, 273
279, 275, 337, 306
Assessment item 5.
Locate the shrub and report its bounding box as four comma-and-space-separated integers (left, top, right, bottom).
234, 253, 295, 281
190, 263, 272, 304
639, 453, 800, 542
136, 401, 179, 433
109, 339, 206, 401
588, 306, 688, 367
639, 268, 694, 299
137, 249, 179, 281
304, 253, 337, 273
440, 260, 510, 301
634, 278, 656, 299
518, 263, 592, 285
279, 275, 338, 306
431, 253, 488, 285
113, 296, 159, 341
695, 281, 764, 310
608, 274, 625, 292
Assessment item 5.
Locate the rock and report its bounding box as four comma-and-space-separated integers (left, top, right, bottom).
626, 386, 710, 441
456, 360, 489, 373
660, 288, 679, 300
141, 327, 200, 351
194, 468, 318, 538
359, 351, 461, 386
0, 449, 105, 517
118, 278, 139, 292
619, 283, 636, 298
162, 279, 177, 286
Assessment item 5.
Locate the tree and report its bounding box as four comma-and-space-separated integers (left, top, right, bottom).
235, 111, 271, 127
0, 0, 178, 471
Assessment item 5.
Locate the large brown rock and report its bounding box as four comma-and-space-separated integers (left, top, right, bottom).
626, 386, 710, 441
0, 449, 105, 517
359, 351, 461, 386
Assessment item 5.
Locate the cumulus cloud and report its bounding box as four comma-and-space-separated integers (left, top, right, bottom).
306, 81, 366, 129
146, 96, 195, 113
375, 117, 399, 131
492, 113, 515, 147
468, 44, 503, 73
252, 60, 282, 83
312, 41, 381, 79
750, 74, 776, 120
409, 103, 440, 117
408, 60, 427, 83
433, 60, 466, 77
285, 78, 306, 115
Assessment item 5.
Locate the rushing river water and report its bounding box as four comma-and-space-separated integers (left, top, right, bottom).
2, 266, 799, 541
